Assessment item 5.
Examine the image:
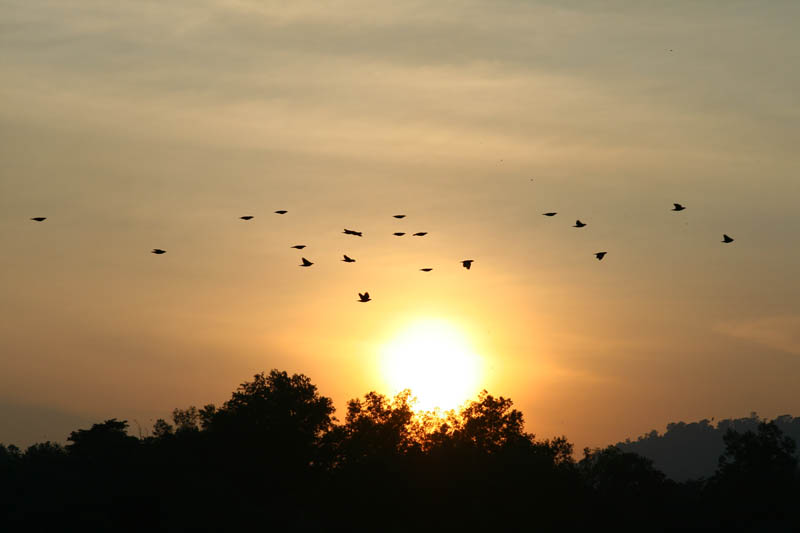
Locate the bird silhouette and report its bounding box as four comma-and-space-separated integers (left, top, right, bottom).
342, 255, 355, 263
542, 212, 557, 217
343, 229, 363, 237
413, 232, 428, 236
274, 210, 288, 214
393, 232, 406, 236
30, 217, 47, 222
461, 260, 474, 270
672, 203, 686, 211
300, 257, 314, 267
358, 292, 371, 302
420, 268, 433, 272
152, 249, 166, 254
573, 220, 586, 228
722, 234, 734, 243
393, 215, 406, 219
240, 216, 254, 220
291, 245, 306, 249
595, 252, 607, 261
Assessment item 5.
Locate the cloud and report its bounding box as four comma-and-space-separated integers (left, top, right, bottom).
716, 315, 800, 356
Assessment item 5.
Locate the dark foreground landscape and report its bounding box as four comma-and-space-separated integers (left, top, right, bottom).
2, 370, 798, 532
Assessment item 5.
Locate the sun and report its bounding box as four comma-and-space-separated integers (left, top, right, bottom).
380, 319, 483, 412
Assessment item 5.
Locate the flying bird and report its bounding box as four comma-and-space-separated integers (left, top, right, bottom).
240, 216, 254, 220
420, 268, 433, 272
672, 203, 686, 211
393, 215, 406, 219
393, 232, 406, 236
595, 252, 607, 261
461, 260, 474, 270
300, 257, 314, 267
151, 249, 166, 254
358, 292, 371, 302
412, 232, 428, 237
343, 229, 363, 237
722, 234, 734, 243
291, 245, 306, 249
342, 255, 356, 263
30, 217, 47, 222
274, 210, 288, 214
573, 220, 586, 228
542, 212, 557, 217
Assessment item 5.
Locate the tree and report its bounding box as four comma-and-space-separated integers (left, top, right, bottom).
441, 390, 531, 453
151, 418, 174, 438
707, 421, 800, 529
66, 419, 139, 462
580, 445, 667, 495
206, 370, 335, 471
337, 390, 419, 465
716, 420, 798, 483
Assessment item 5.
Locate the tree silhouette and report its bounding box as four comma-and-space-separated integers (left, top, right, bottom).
708, 421, 799, 529
5, 369, 800, 531
337, 390, 419, 464
66, 418, 139, 463
579, 446, 676, 530
205, 370, 335, 465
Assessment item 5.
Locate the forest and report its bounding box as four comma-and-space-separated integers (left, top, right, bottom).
1, 370, 798, 532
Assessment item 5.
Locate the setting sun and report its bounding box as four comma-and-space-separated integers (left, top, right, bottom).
380, 319, 483, 412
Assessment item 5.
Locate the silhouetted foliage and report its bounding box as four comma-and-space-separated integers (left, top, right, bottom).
3, 370, 800, 532
617, 411, 800, 481
705, 421, 800, 530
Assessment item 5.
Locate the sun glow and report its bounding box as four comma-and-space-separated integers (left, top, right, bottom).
380, 319, 483, 412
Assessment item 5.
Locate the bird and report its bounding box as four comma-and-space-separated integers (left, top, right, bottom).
672, 203, 686, 211
291, 245, 306, 249
461, 260, 474, 270
274, 210, 288, 214
342, 255, 355, 263
30, 217, 47, 222
542, 212, 557, 217
358, 292, 371, 302
420, 268, 433, 272
343, 229, 363, 237
595, 252, 607, 261
240, 216, 254, 220
393, 215, 406, 219
393, 232, 406, 236
722, 234, 734, 243
413, 232, 428, 236
300, 257, 314, 267
573, 220, 586, 228
152, 249, 166, 254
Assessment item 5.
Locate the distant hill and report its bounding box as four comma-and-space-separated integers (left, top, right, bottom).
616, 413, 800, 481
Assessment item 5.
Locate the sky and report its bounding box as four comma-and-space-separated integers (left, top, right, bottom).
1, 0, 800, 450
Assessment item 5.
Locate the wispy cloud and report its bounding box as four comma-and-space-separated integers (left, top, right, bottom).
716, 315, 800, 356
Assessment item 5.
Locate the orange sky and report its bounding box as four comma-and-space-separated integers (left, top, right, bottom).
2, 0, 800, 450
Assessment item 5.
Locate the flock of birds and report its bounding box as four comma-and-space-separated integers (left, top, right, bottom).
27, 202, 734, 302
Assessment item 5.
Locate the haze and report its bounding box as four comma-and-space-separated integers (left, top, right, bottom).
1, 0, 799, 450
